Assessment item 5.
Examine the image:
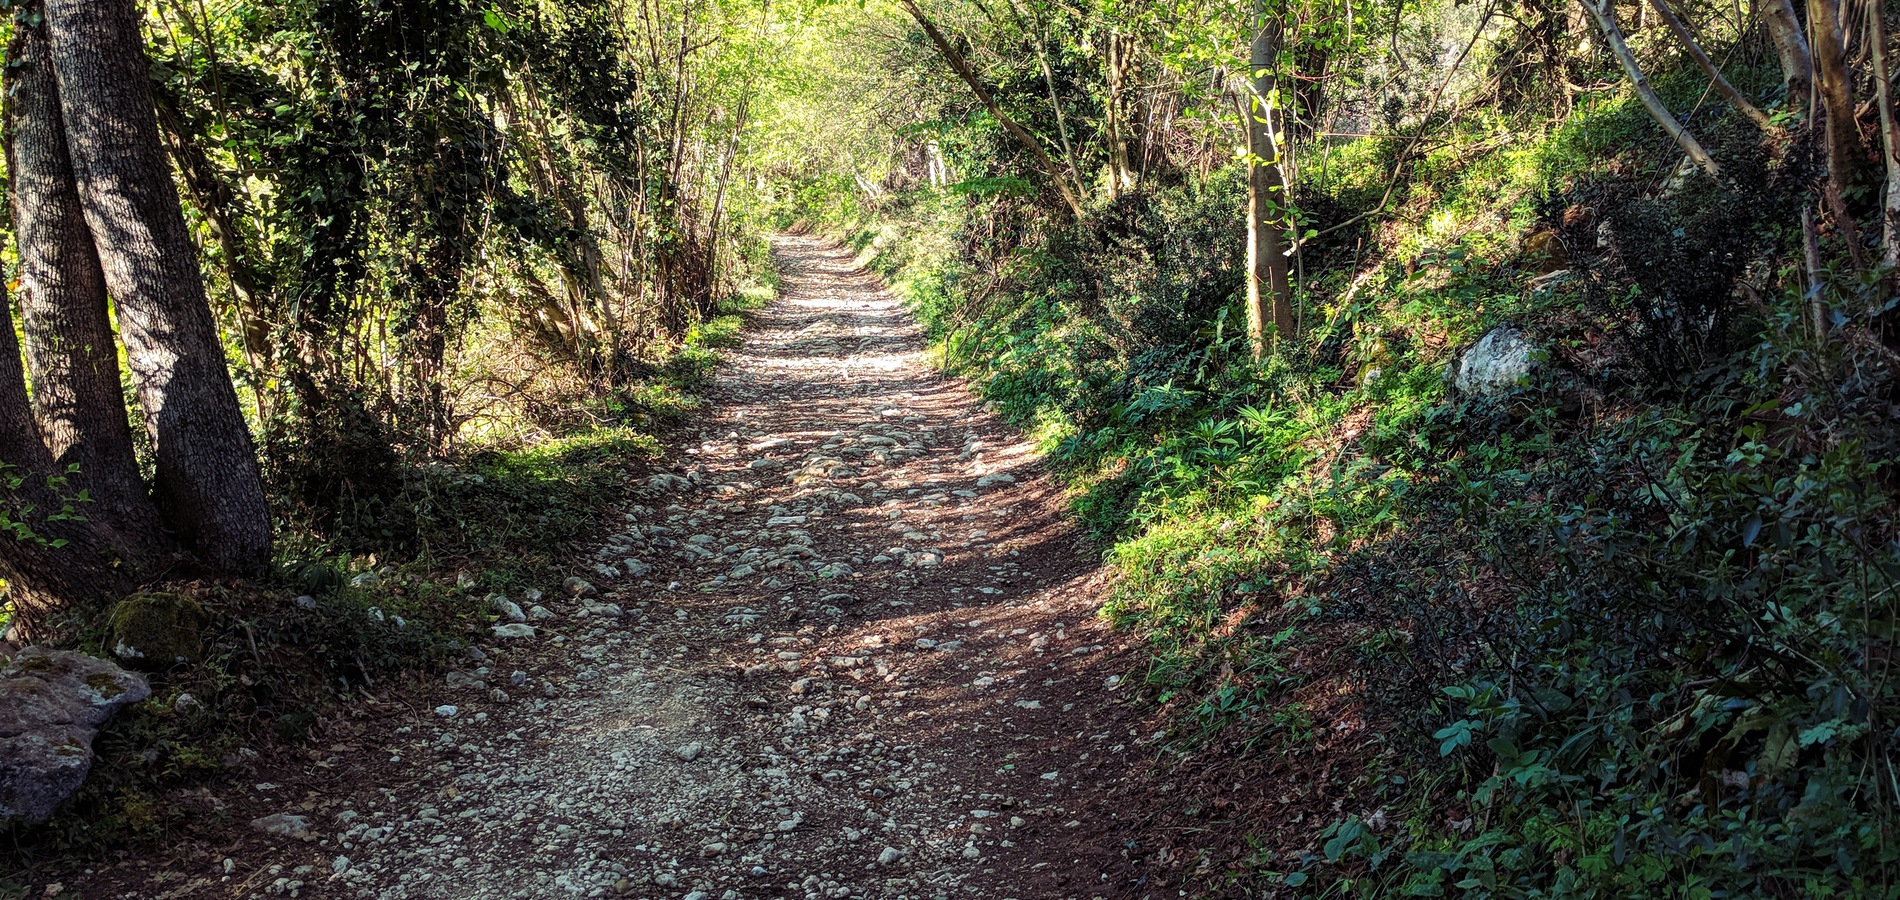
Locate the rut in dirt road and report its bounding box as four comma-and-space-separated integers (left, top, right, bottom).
164, 235, 1156, 900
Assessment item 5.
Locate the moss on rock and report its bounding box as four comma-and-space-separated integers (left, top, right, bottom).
83, 671, 127, 699
107, 593, 207, 669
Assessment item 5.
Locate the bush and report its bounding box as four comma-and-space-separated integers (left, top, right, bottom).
845, 91, 1900, 894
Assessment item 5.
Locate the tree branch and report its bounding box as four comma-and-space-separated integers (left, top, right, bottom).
1579, 0, 1721, 177
1643, 0, 1774, 130
896, 0, 1087, 219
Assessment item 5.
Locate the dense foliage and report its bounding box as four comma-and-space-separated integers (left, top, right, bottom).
0, 0, 776, 857
2, 0, 1899, 894
775, 0, 1900, 893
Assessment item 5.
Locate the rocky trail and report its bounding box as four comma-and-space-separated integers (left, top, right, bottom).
80, 235, 1163, 900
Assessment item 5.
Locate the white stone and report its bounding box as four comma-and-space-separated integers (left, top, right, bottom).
1454, 326, 1537, 398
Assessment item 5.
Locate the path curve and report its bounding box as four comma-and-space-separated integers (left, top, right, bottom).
92, 235, 1153, 900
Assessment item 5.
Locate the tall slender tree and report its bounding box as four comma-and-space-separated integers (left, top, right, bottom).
1581, 0, 1720, 177
1243, 3, 1294, 356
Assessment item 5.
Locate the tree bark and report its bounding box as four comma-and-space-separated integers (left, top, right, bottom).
1244, 9, 1295, 357
1802, 203, 1829, 337
1808, 0, 1858, 184
1872, 0, 1900, 268
897, 0, 1087, 219
44, 0, 272, 574
1643, 0, 1774, 129
1761, 0, 1813, 104
1105, 29, 1135, 198
4, 10, 168, 561
0, 289, 139, 635
1808, 0, 1865, 266
1581, 0, 1722, 177
151, 83, 276, 383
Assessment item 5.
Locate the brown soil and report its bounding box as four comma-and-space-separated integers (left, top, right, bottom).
38, 235, 1382, 900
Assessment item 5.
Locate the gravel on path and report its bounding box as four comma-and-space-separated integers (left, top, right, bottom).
85, 234, 1156, 900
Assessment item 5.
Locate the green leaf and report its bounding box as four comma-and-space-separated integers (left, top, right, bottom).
1797, 719, 1843, 747
1434, 719, 1479, 756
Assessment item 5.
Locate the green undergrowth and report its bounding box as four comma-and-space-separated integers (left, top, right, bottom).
824, 81, 1900, 895
0, 277, 772, 869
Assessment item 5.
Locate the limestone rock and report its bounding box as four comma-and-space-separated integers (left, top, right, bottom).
0, 648, 150, 826
484, 593, 526, 623
1453, 326, 1538, 398
251, 812, 315, 841
646, 473, 693, 493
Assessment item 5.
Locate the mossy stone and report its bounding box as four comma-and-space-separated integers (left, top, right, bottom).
83, 671, 126, 699
107, 592, 207, 669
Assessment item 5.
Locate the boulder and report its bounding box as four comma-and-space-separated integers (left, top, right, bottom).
1453, 326, 1538, 399
0, 648, 150, 825
106, 592, 207, 669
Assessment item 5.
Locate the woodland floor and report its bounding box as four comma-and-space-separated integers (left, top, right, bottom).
62, 235, 1216, 900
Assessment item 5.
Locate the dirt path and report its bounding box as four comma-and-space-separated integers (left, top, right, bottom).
86, 235, 1158, 900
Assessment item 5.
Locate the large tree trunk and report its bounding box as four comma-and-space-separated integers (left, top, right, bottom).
4, 10, 169, 561
1808, 0, 1857, 185
151, 83, 276, 388
1245, 8, 1295, 358
43, 0, 272, 575
0, 291, 138, 636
